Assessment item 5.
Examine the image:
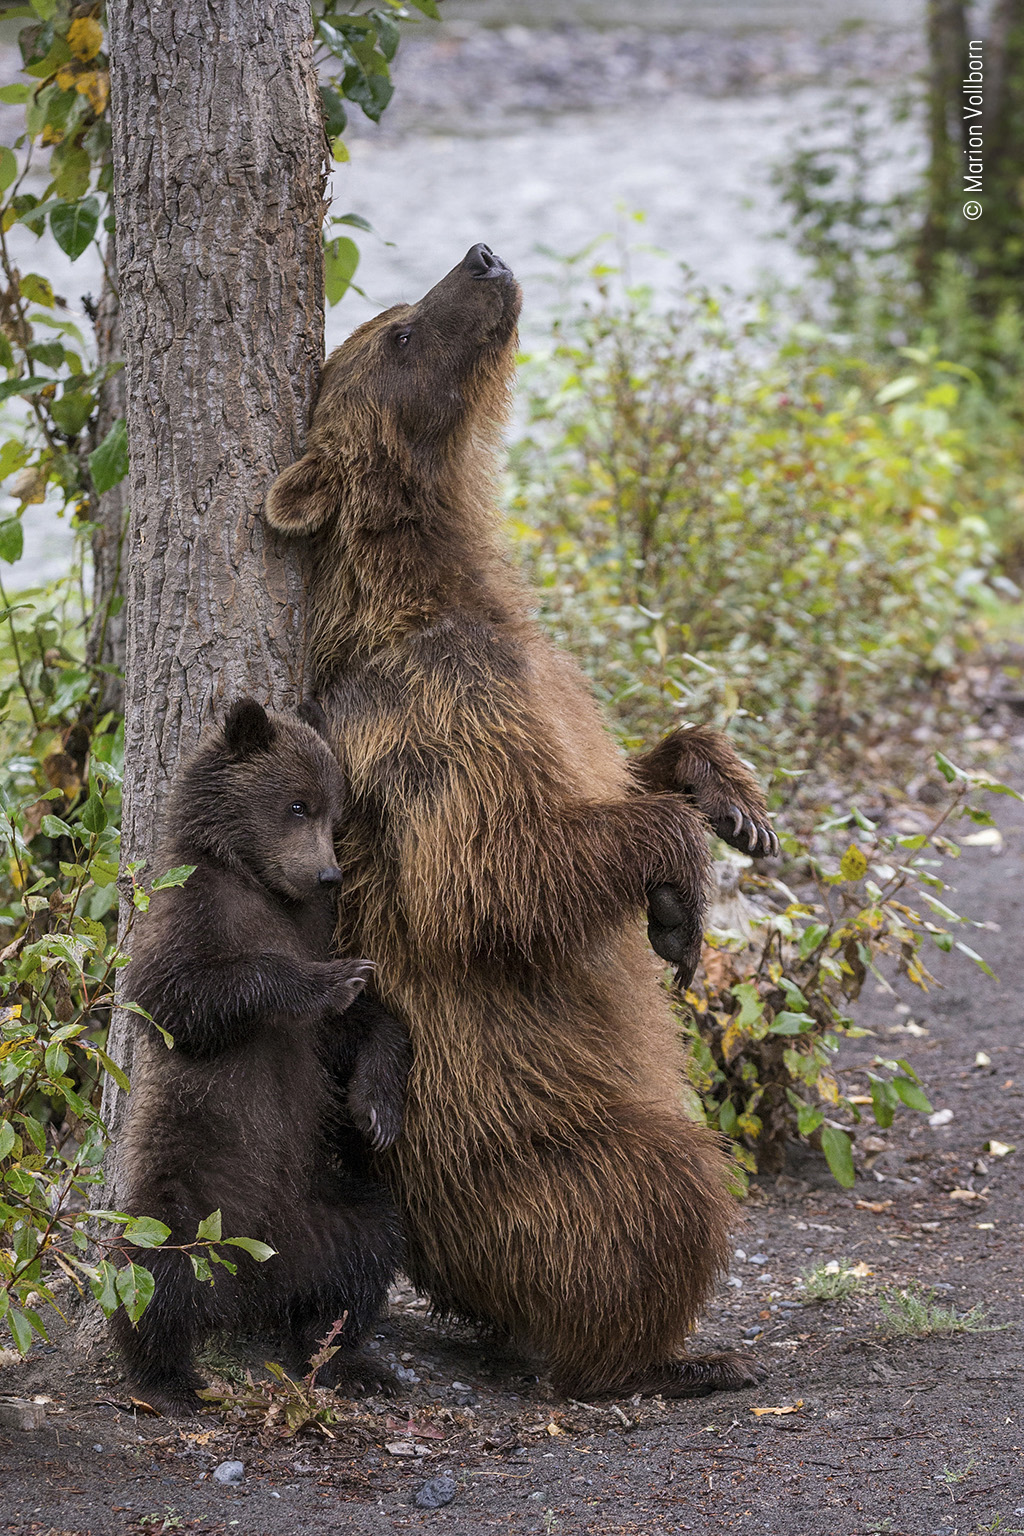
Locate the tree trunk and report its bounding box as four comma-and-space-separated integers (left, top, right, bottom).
918, 0, 968, 301
974, 0, 1024, 303
86, 259, 127, 717
100, 0, 327, 1175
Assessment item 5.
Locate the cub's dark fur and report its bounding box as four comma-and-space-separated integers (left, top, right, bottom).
264, 245, 772, 1400
112, 700, 409, 1414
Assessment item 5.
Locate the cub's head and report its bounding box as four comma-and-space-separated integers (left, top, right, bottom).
265, 243, 521, 535
174, 699, 345, 902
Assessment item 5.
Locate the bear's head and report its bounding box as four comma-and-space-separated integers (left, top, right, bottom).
264, 243, 521, 535
171, 699, 346, 902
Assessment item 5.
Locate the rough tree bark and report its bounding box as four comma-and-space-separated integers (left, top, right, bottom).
918, 0, 968, 301
100, 0, 327, 1170
86, 262, 127, 717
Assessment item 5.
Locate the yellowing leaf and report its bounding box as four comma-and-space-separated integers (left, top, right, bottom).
839, 844, 868, 882
816, 1072, 840, 1105
985, 1140, 1015, 1158
55, 64, 79, 91
67, 17, 104, 62
75, 70, 109, 115
720, 1019, 745, 1065
752, 1400, 803, 1417
546, 1421, 564, 1436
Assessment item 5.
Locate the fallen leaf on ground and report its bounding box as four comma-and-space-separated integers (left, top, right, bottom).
855, 1200, 892, 1213
985, 1140, 1015, 1157
386, 1416, 445, 1440
962, 828, 1003, 848
547, 1421, 565, 1436
848, 1094, 873, 1105
949, 1188, 987, 1202
752, 1401, 804, 1417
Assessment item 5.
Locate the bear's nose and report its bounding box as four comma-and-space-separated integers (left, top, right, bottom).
463, 243, 511, 279
318, 866, 343, 885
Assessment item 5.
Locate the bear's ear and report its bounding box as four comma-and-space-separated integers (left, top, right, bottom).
224, 698, 276, 757
297, 697, 331, 742
264, 453, 336, 536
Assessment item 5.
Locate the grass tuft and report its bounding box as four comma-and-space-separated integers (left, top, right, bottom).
799, 1259, 868, 1302
879, 1283, 992, 1336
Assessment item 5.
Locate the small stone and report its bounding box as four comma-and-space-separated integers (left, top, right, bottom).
450, 1381, 471, 1392
394, 1365, 420, 1384
92, 1444, 104, 1452
212, 1460, 244, 1486
929, 1108, 954, 1127
0, 1399, 46, 1431
415, 1474, 457, 1509
386, 1440, 418, 1457
749, 1254, 769, 1265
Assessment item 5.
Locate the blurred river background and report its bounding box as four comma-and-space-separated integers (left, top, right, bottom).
0, 0, 927, 582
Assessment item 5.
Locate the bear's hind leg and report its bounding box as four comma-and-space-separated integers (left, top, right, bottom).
111, 1247, 216, 1416
282, 1181, 403, 1391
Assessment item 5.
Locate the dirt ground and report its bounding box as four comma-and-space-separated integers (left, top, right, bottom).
1, 755, 1022, 1536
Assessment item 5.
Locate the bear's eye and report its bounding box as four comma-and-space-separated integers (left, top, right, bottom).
290, 801, 308, 818
395, 329, 411, 348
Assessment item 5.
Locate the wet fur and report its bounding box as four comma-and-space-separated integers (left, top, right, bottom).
265, 251, 765, 1398
112, 702, 409, 1413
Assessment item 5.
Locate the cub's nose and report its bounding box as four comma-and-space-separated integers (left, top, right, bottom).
463, 242, 511, 279
318, 866, 343, 885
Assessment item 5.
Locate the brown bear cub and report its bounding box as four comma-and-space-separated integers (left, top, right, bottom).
265, 244, 774, 1400
112, 700, 409, 1415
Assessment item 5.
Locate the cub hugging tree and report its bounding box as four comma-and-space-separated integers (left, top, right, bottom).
114, 700, 409, 1414
265, 245, 776, 1398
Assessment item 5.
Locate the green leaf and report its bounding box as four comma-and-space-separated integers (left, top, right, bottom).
868, 1075, 897, 1128
124, 1216, 170, 1249
88, 416, 128, 494
50, 387, 94, 438
934, 752, 961, 783
88, 1258, 119, 1317
222, 1236, 277, 1263
0, 86, 32, 105
875, 374, 919, 404
369, 7, 400, 59
893, 1076, 932, 1114
30, 0, 57, 19
319, 85, 347, 140
50, 196, 99, 261
324, 234, 359, 306
0, 1120, 15, 1160
0, 519, 24, 564
115, 1261, 155, 1325
0, 147, 17, 195
50, 140, 89, 200
796, 1102, 824, 1137
188, 1252, 213, 1284
195, 1209, 222, 1242
820, 1125, 855, 1188
40, 813, 74, 839
798, 922, 829, 959
91, 1047, 129, 1095
954, 941, 996, 978
718, 1099, 737, 1135
6, 1306, 33, 1354
151, 863, 196, 891
78, 792, 106, 833
768, 1010, 816, 1036
408, 0, 440, 16
19, 271, 54, 307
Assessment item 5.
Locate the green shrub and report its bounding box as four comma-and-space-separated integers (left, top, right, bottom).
511, 268, 999, 770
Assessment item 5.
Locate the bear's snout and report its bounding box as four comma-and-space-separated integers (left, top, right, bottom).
462, 243, 512, 280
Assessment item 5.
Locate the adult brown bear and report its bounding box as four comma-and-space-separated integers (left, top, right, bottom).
265, 245, 775, 1398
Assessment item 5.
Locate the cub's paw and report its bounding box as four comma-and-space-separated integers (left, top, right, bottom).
713, 804, 779, 860
647, 883, 703, 989
327, 958, 373, 1015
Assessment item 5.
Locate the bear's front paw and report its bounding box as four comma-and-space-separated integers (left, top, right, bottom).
713, 804, 779, 859
647, 883, 703, 989
327, 958, 373, 1015
347, 1083, 403, 1152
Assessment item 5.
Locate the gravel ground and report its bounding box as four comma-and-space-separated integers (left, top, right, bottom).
1, 750, 1022, 1536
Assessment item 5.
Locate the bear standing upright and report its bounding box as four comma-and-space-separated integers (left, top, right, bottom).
113, 700, 409, 1414
265, 246, 775, 1398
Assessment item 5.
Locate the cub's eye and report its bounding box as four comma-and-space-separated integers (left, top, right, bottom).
290, 801, 308, 818
395, 330, 411, 348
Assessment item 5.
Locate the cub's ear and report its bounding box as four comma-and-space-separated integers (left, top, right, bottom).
297, 697, 331, 742
264, 452, 336, 535
224, 698, 276, 756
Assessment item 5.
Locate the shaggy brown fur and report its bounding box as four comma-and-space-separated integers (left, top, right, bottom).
113, 701, 408, 1414
265, 244, 771, 1398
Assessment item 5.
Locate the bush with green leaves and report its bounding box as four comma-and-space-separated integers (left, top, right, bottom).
677, 754, 1016, 1185
510, 263, 999, 772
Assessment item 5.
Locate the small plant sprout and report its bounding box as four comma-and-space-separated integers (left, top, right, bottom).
800, 1258, 871, 1302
